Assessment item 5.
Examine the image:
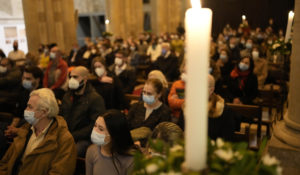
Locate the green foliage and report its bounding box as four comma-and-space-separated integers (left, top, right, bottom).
131, 138, 281, 175
268, 39, 292, 55
102, 32, 113, 38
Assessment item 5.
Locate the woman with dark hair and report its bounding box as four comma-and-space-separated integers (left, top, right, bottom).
86, 110, 136, 175
89, 57, 128, 110
227, 56, 258, 104
127, 78, 172, 130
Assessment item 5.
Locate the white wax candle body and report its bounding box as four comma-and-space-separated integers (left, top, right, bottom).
185, 7, 212, 171
285, 11, 294, 42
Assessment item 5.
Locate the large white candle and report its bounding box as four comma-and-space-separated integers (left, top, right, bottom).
285, 11, 294, 43
185, 0, 212, 171
105, 19, 110, 32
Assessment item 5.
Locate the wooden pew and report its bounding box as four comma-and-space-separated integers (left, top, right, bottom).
0, 112, 14, 123
125, 94, 140, 106
226, 103, 262, 150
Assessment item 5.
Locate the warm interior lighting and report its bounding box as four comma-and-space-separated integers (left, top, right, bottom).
105, 19, 110, 24
289, 11, 294, 18
242, 15, 246, 20
191, 0, 201, 9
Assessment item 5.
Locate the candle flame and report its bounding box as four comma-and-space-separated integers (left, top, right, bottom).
289, 11, 294, 18
191, 0, 201, 9
242, 15, 246, 20
105, 19, 110, 24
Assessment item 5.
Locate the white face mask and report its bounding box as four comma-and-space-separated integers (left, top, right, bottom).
49, 52, 56, 59
252, 51, 259, 60
114, 57, 123, 66
24, 110, 39, 125
68, 77, 80, 90
95, 67, 105, 77
91, 129, 108, 146
0, 66, 7, 73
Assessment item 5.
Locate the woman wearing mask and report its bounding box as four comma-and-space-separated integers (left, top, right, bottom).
215, 49, 234, 96
252, 47, 268, 89
86, 110, 136, 175
228, 56, 258, 104
89, 57, 128, 110
127, 78, 171, 130
132, 70, 169, 104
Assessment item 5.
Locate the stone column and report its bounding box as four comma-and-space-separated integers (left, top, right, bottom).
22, 0, 76, 54
151, 0, 185, 35
105, 0, 143, 39
272, 0, 300, 148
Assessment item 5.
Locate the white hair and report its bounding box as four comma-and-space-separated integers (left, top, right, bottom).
30, 88, 59, 118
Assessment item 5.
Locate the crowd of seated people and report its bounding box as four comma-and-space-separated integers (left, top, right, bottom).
0, 18, 288, 174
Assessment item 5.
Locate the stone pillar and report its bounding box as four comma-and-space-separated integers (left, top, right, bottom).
272, 0, 300, 148
151, 0, 185, 35
22, 0, 76, 54
105, 0, 143, 39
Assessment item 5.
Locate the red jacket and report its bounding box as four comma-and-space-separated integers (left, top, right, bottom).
168, 80, 185, 118
43, 58, 68, 90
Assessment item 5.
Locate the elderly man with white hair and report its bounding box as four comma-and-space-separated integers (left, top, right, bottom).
0, 88, 77, 175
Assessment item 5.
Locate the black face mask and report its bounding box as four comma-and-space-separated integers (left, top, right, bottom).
13, 46, 18, 51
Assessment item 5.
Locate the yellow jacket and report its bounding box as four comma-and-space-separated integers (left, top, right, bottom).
0, 116, 77, 175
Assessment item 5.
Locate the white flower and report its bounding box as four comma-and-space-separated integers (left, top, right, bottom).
214, 149, 233, 161
262, 154, 280, 166
160, 171, 182, 175
146, 163, 159, 174
276, 166, 283, 175
272, 43, 280, 49
211, 140, 215, 146
234, 151, 243, 160
170, 145, 183, 153
216, 138, 224, 148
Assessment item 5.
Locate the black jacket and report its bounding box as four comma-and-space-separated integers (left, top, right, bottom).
152, 53, 180, 82
60, 83, 106, 141
127, 101, 171, 130
89, 74, 129, 110
227, 73, 258, 104
109, 64, 136, 93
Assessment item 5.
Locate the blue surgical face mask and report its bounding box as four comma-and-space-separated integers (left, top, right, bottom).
245, 43, 252, 49
239, 62, 249, 71
22, 80, 33, 90
24, 110, 39, 125
91, 129, 108, 146
220, 54, 227, 61
143, 94, 156, 105
209, 67, 213, 74
161, 48, 167, 55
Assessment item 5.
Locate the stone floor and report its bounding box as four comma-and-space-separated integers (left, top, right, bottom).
267, 136, 300, 175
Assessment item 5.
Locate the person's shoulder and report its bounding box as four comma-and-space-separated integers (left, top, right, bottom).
87, 144, 99, 153
59, 58, 68, 67
172, 80, 184, 87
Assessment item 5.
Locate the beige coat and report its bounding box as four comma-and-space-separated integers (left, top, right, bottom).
0, 116, 77, 175
253, 58, 268, 89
